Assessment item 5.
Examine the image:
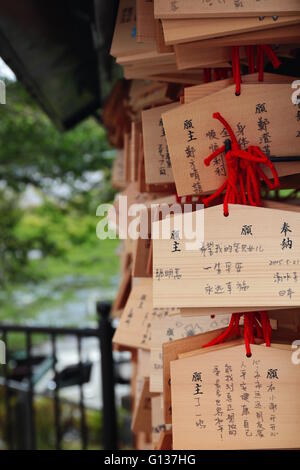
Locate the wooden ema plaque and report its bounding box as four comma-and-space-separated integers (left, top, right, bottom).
113, 278, 179, 350
171, 344, 300, 449
132, 377, 153, 434
153, 204, 300, 308
162, 84, 300, 196
183, 73, 299, 104
136, 0, 156, 44
111, 0, 153, 58
162, 16, 300, 45
173, 25, 300, 50
154, 0, 300, 19
151, 395, 171, 446
163, 331, 242, 424
150, 313, 230, 392
142, 102, 178, 185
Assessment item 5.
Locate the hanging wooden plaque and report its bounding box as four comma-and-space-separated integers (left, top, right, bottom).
136, 0, 156, 44
171, 344, 300, 449
150, 313, 230, 392
142, 102, 178, 185
162, 329, 234, 424
151, 395, 171, 446
162, 16, 300, 45
183, 73, 299, 104
174, 24, 300, 49
162, 84, 300, 196
111, 0, 153, 58
154, 0, 300, 19
153, 204, 300, 308
113, 278, 179, 350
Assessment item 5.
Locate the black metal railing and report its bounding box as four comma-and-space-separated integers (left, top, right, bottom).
0, 302, 120, 450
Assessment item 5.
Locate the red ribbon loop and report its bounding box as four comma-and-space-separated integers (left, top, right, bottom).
203, 312, 272, 356
203, 112, 280, 217
233, 45, 281, 94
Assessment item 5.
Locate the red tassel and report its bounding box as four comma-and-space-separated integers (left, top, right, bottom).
202, 112, 280, 217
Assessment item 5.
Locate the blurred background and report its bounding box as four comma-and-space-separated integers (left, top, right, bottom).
0, 60, 118, 327
0, 0, 130, 450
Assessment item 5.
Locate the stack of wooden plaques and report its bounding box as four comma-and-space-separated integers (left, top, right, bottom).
105, 0, 300, 450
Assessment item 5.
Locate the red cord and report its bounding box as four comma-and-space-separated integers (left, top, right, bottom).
214, 69, 222, 81
200, 48, 280, 356
175, 193, 205, 204
175, 193, 181, 204
232, 46, 241, 95
203, 313, 242, 348
204, 46, 280, 93
202, 112, 280, 217
233, 45, 281, 93
257, 45, 265, 81
203, 68, 212, 83
203, 311, 272, 356
201, 112, 278, 355
244, 313, 255, 357
262, 44, 281, 69
260, 311, 272, 347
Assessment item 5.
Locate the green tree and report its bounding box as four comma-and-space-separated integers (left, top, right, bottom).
0, 190, 27, 284
0, 80, 113, 194
0, 79, 117, 287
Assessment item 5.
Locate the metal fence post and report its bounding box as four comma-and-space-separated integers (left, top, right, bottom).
97, 301, 118, 450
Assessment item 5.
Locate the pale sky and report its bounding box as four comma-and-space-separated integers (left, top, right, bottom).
0, 57, 16, 80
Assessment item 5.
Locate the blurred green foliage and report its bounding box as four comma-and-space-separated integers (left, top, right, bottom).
0, 188, 119, 286
0, 80, 118, 288
0, 80, 112, 192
